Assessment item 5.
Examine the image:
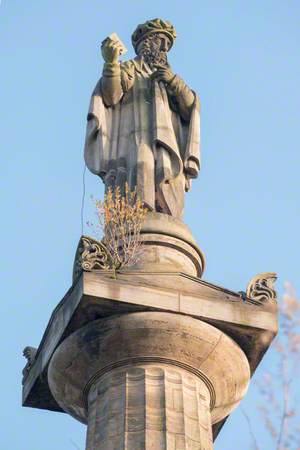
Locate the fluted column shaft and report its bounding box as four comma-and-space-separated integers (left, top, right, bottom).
85, 365, 213, 450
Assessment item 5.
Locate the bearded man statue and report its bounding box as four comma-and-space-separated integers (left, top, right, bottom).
84, 18, 200, 219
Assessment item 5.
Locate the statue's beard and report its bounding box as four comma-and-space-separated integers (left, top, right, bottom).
140, 48, 168, 70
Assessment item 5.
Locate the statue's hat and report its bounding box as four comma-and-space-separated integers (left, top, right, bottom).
131, 18, 177, 52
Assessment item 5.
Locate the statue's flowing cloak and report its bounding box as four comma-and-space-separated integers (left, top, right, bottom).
84, 58, 200, 218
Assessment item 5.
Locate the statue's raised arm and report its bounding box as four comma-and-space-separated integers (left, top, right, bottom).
84, 18, 201, 219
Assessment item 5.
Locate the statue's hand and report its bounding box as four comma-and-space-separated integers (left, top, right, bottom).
152, 65, 175, 84
101, 39, 122, 64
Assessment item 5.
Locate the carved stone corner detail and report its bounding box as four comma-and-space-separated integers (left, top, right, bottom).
73, 236, 112, 281
22, 346, 37, 384
246, 272, 277, 303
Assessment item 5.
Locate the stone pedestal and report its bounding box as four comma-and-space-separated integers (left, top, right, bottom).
137, 212, 205, 277
23, 270, 278, 449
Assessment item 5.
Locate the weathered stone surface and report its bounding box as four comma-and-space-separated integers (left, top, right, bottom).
22, 16, 279, 449
22, 270, 278, 442
85, 366, 213, 450
48, 312, 250, 426
73, 213, 205, 280
85, 19, 200, 220
136, 212, 205, 277
246, 272, 277, 303
73, 214, 205, 280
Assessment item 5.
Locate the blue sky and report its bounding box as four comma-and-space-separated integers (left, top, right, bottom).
1, 1, 299, 449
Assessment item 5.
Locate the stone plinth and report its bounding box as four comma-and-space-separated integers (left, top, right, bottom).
22, 270, 278, 447
137, 212, 205, 277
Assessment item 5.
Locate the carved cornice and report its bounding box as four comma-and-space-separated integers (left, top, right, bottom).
73, 236, 111, 281
246, 272, 277, 303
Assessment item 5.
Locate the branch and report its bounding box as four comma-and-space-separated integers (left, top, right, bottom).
69, 439, 81, 450
241, 406, 260, 450
276, 354, 292, 450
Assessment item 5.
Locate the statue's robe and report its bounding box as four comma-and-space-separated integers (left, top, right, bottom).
84, 57, 200, 218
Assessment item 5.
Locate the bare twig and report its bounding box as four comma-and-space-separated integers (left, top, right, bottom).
241, 406, 260, 450
70, 438, 81, 450
277, 357, 292, 450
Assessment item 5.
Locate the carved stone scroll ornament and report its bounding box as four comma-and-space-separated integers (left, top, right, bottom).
246, 272, 277, 303
22, 346, 37, 384
73, 236, 112, 281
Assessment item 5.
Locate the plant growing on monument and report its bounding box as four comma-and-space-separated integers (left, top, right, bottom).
89, 183, 147, 273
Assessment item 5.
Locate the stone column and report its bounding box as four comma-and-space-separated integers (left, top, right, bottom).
48, 312, 250, 449
85, 366, 213, 450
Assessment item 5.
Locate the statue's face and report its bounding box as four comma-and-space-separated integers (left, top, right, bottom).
137, 33, 171, 68
147, 33, 171, 52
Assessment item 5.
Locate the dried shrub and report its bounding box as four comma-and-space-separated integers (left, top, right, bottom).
90, 184, 147, 272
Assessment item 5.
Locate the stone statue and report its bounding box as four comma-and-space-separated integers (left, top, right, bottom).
84, 18, 200, 219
